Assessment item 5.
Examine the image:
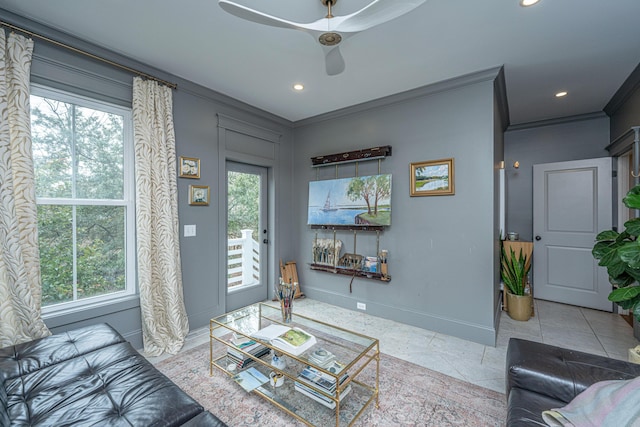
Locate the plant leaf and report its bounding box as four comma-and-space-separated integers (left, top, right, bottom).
624, 186, 640, 210
624, 218, 640, 237
598, 247, 626, 277
608, 285, 640, 302
592, 241, 616, 260
610, 273, 636, 287
625, 268, 640, 283
595, 230, 619, 242
619, 242, 640, 268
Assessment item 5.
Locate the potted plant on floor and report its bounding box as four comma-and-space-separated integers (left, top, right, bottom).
592, 183, 640, 338
501, 244, 532, 321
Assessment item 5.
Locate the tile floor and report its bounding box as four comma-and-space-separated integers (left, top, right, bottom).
146, 297, 639, 394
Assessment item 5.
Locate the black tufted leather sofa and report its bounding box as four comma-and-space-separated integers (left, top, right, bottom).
0, 323, 227, 426
506, 337, 640, 426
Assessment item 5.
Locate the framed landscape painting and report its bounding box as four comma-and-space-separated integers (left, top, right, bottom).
410, 158, 455, 196
307, 174, 392, 226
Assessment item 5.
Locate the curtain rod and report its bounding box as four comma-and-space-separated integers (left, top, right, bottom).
1, 20, 177, 89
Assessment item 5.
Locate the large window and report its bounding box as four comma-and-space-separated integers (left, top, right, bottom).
30, 86, 135, 313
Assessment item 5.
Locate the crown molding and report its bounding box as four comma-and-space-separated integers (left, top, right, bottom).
506, 111, 607, 132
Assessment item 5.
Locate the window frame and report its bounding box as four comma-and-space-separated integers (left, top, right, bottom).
31, 84, 137, 316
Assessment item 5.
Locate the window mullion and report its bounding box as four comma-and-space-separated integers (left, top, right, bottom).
71, 104, 78, 302
72, 205, 78, 302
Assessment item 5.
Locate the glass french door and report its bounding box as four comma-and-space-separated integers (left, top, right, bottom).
225, 161, 268, 311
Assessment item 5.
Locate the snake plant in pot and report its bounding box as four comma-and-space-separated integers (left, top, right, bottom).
592, 184, 640, 323
501, 245, 532, 321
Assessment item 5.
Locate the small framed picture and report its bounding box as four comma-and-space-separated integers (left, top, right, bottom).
179, 156, 200, 179
410, 158, 455, 197
189, 185, 210, 206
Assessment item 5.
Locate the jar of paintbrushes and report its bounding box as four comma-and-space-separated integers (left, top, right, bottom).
275, 279, 297, 323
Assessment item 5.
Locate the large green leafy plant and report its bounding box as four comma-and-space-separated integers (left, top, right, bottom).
501, 245, 531, 296
592, 184, 640, 321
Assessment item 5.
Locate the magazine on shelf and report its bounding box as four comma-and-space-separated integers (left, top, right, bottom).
227, 340, 268, 360
252, 324, 317, 356
298, 367, 338, 392
294, 381, 352, 409
297, 363, 348, 393
227, 347, 270, 369
233, 367, 269, 393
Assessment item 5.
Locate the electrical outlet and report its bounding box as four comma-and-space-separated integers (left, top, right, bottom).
357, 302, 366, 310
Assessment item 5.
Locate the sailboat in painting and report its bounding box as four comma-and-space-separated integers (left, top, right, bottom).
321, 191, 338, 212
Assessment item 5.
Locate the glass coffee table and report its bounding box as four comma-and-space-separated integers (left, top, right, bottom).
210, 303, 379, 427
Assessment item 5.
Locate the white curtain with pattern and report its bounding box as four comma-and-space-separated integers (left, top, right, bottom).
0, 31, 51, 346
133, 77, 188, 356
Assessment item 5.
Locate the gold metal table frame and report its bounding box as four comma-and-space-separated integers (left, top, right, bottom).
210, 303, 380, 427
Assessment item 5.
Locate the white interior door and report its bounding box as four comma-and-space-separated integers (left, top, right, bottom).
533, 158, 613, 311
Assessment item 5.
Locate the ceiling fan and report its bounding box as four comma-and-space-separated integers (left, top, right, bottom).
218, 0, 427, 75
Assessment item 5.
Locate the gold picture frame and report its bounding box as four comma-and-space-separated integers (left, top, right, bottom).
179, 156, 200, 179
189, 185, 210, 206
410, 158, 455, 197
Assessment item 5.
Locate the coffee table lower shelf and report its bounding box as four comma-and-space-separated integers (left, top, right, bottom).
210, 354, 378, 427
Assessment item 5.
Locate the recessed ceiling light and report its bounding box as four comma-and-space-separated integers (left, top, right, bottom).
293, 83, 304, 91
520, 0, 540, 6
555, 91, 568, 98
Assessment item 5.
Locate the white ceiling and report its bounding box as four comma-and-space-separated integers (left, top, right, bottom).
1, 0, 639, 125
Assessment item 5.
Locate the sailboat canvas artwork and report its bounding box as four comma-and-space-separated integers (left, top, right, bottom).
307, 174, 392, 226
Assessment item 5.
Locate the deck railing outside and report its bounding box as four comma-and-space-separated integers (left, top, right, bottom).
228, 229, 259, 288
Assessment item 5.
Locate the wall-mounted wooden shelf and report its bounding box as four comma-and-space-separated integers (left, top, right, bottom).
311, 145, 392, 167
310, 224, 385, 232
310, 263, 391, 283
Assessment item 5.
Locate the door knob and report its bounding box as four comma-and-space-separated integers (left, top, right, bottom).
263, 239, 269, 244
535, 236, 541, 241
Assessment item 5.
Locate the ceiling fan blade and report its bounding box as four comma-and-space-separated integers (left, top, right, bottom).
336, 0, 427, 33
324, 46, 345, 76
218, 0, 302, 30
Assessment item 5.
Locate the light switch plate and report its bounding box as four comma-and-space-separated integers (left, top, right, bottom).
184, 224, 196, 237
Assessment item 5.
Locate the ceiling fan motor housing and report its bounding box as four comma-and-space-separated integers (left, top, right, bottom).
319, 32, 342, 46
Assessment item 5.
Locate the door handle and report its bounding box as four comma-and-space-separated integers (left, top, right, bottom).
263, 239, 269, 244
535, 236, 541, 241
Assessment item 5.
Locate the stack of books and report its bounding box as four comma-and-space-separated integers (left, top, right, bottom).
294, 363, 351, 409
227, 334, 269, 369
308, 348, 336, 368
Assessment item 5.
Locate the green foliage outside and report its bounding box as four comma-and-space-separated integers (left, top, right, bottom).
227, 171, 260, 239
31, 95, 126, 306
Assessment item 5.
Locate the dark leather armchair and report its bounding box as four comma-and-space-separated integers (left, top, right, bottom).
506, 338, 640, 426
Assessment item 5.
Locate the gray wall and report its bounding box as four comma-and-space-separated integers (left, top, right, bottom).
504, 115, 610, 242
5, 10, 295, 348
291, 70, 505, 345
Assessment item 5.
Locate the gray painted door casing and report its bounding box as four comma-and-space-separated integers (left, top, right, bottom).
533, 157, 613, 311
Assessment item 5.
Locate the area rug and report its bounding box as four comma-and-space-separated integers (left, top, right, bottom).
155, 343, 506, 426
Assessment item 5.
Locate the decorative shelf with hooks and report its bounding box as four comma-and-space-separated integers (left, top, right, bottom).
308, 146, 392, 285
